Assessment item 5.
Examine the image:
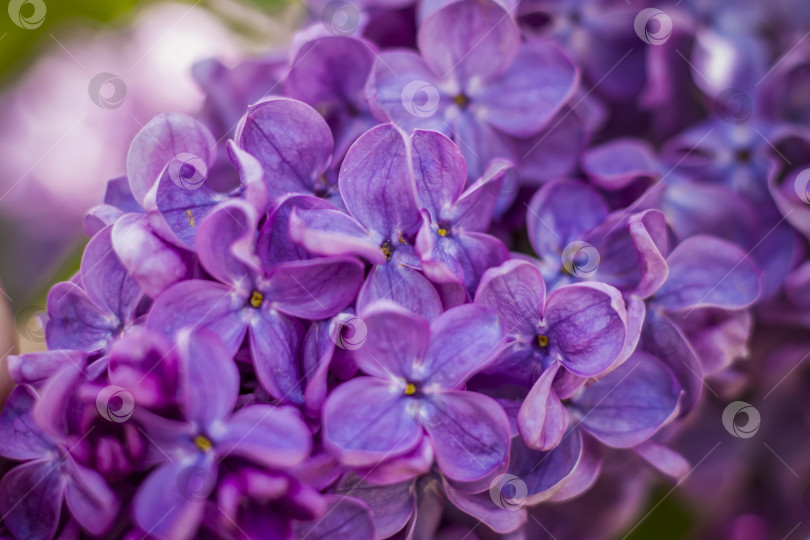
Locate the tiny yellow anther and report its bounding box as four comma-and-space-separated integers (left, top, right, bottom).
186, 209, 195, 227
381, 240, 393, 261
249, 290, 264, 308
194, 435, 213, 452
537, 335, 549, 348
437, 228, 448, 237
404, 383, 417, 396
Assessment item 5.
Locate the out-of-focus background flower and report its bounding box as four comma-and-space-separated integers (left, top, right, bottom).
0, 0, 297, 351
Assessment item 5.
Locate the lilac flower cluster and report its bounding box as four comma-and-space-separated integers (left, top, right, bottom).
2, 0, 810, 538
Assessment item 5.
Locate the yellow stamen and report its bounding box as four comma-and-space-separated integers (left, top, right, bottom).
381, 240, 393, 261
537, 335, 549, 348
186, 209, 195, 227
249, 290, 264, 308
437, 227, 448, 237
453, 93, 469, 108
194, 435, 213, 452
399, 235, 408, 245
404, 383, 417, 396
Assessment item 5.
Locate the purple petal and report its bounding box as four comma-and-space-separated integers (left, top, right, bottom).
127, 113, 217, 207
146, 281, 248, 355
353, 437, 433, 485
517, 363, 568, 450
354, 300, 430, 380
367, 50, 449, 134
0, 387, 55, 460
134, 454, 217, 540
337, 475, 414, 539
411, 129, 467, 216
669, 308, 752, 376
526, 180, 608, 263
510, 427, 583, 504
543, 282, 627, 377
227, 140, 269, 213
582, 138, 659, 190
450, 159, 513, 232
288, 206, 384, 264
177, 327, 239, 427
474, 41, 577, 136
422, 304, 504, 388
322, 377, 421, 467
248, 311, 305, 403
45, 282, 118, 352
195, 200, 262, 286
475, 259, 545, 336
633, 441, 690, 480
418, 0, 520, 86
112, 213, 190, 299
216, 405, 311, 468
574, 351, 681, 448
339, 123, 421, 238
357, 259, 444, 321
109, 327, 180, 409
64, 460, 119, 535
424, 390, 510, 491
654, 235, 761, 311
259, 195, 338, 266
103, 175, 141, 213
235, 97, 334, 199
265, 257, 364, 320
0, 459, 65, 540
444, 480, 527, 534
81, 225, 143, 323
84, 204, 123, 236
513, 107, 587, 186
7, 350, 85, 386
294, 495, 375, 540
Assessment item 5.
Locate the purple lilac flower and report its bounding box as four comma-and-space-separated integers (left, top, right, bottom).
322, 300, 510, 491
367, 0, 578, 179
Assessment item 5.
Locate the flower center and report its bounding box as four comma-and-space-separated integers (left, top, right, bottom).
194, 435, 213, 452
537, 335, 549, 348
381, 240, 393, 261
453, 93, 470, 108
404, 382, 417, 396
437, 225, 450, 237
249, 290, 264, 308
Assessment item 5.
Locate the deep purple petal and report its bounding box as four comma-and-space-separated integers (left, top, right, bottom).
7, 350, 85, 387
421, 304, 504, 388
177, 327, 239, 427
216, 405, 311, 468
195, 200, 262, 286
288, 206, 384, 264
411, 129, 467, 216
337, 475, 414, 539
339, 123, 421, 238
64, 460, 119, 535
423, 390, 510, 491
444, 480, 527, 534
517, 363, 568, 450
354, 300, 430, 380
127, 113, 217, 206
510, 427, 583, 504
474, 41, 577, 136
357, 259, 443, 321
248, 311, 305, 403
45, 282, 117, 352
322, 377, 421, 467
293, 494, 375, 540
0, 387, 55, 460
475, 259, 545, 337
264, 257, 365, 319
259, 195, 340, 266
0, 459, 65, 540
654, 235, 761, 311
235, 97, 334, 199
574, 351, 681, 448
582, 138, 659, 190
418, 0, 520, 86
543, 282, 627, 377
